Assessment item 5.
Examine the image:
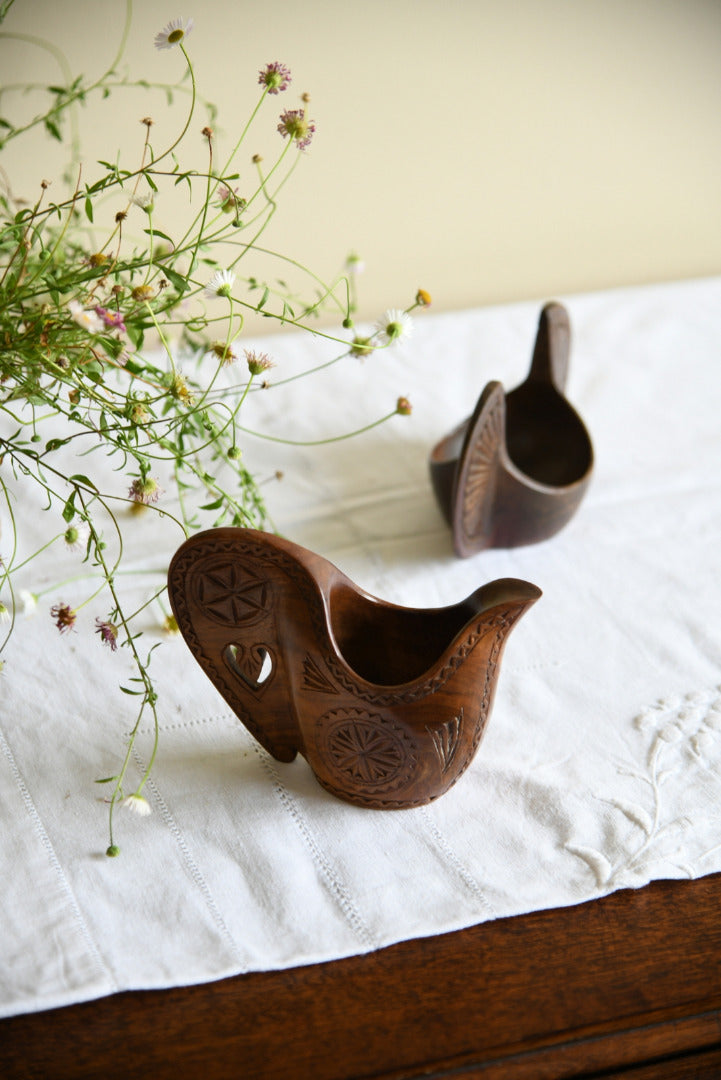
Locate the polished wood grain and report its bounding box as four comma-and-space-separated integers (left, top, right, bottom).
2, 873, 720, 1079
167, 527, 540, 808
430, 302, 594, 556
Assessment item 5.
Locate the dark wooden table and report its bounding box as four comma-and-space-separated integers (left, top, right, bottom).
2, 872, 720, 1079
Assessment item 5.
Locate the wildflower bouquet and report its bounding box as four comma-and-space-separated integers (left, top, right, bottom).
0, 4, 425, 855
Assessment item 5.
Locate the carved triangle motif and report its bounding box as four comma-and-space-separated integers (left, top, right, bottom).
302, 653, 336, 694
427, 710, 463, 774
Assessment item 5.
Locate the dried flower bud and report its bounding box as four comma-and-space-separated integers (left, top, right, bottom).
252, 153, 263, 164
128, 476, 162, 505
141, 117, 154, 127
115, 210, 127, 223
50, 602, 77, 634
131, 284, 156, 302
201, 126, 213, 139
95, 618, 119, 651
396, 396, 413, 416
245, 349, 274, 376
351, 336, 374, 357
211, 341, 237, 364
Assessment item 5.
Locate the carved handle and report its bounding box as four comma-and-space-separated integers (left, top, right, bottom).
527, 301, 570, 393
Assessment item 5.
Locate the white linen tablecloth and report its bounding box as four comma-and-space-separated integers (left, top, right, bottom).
1, 276, 720, 1018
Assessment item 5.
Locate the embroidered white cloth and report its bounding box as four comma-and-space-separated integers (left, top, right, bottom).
1, 277, 720, 1018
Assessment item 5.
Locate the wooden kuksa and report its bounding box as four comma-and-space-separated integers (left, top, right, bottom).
430, 301, 594, 556
168, 528, 540, 808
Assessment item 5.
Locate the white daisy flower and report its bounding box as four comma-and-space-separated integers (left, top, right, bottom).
345, 252, 365, 275
130, 192, 155, 213
64, 522, 90, 551
374, 308, 413, 346
20, 590, 38, 614
204, 269, 236, 299
121, 793, 152, 817
154, 17, 194, 51
69, 300, 104, 335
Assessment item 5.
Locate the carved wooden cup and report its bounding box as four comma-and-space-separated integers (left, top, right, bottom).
168, 528, 541, 808
430, 302, 594, 557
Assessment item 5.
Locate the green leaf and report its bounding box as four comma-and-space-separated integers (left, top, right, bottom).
44, 117, 62, 141
162, 266, 188, 294
145, 228, 174, 245
45, 437, 70, 453
62, 491, 76, 523
94, 776, 119, 784
84, 196, 94, 223
69, 472, 98, 490
257, 286, 269, 311
199, 496, 224, 511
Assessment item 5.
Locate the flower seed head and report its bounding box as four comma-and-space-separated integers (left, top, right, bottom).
259, 61, 291, 94
277, 108, 315, 151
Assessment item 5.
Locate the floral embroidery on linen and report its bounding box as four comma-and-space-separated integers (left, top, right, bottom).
566, 687, 721, 890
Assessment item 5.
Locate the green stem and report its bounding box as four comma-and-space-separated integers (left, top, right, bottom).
239, 409, 400, 446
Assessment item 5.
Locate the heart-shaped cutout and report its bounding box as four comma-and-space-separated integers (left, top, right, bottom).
224, 642, 274, 693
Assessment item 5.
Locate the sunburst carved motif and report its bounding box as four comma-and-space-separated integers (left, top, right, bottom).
194, 560, 268, 625
302, 654, 336, 694
461, 391, 505, 540
321, 709, 413, 791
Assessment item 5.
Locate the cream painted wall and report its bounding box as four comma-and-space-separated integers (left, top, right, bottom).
2, 0, 720, 324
